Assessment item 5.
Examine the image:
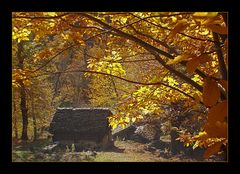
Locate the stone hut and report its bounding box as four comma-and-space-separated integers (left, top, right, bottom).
49, 108, 113, 151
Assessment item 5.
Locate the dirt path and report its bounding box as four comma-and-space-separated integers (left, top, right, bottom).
94, 140, 196, 162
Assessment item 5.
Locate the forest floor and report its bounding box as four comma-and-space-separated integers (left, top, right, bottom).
12, 139, 218, 162
93, 140, 200, 162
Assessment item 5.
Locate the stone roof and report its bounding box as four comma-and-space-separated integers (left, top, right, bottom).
49, 108, 113, 142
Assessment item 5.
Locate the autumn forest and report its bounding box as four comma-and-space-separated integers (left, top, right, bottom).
12, 12, 228, 162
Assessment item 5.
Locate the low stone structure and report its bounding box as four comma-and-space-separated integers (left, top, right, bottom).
49, 108, 113, 151
112, 123, 161, 143
112, 125, 136, 140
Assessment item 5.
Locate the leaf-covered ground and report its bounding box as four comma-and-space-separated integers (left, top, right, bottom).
12, 139, 221, 162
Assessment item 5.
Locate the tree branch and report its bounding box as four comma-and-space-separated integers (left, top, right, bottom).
212, 32, 227, 80
32, 44, 78, 73
129, 12, 216, 43
152, 54, 203, 92
79, 13, 203, 92
31, 69, 195, 100
130, 25, 174, 53
130, 24, 208, 79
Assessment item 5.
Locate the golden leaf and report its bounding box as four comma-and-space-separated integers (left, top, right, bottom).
203, 142, 222, 159
220, 80, 227, 91
132, 117, 136, 122
199, 54, 212, 64
112, 124, 117, 130
202, 16, 223, 26
207, 100, 228, 124
193, 12, 218, 18
224, 39, 228, 48
167, 54, 192, 65
206, 24, 228, 35
204, 121, 227, 138
193, 140, 200, 149
168, 19, 188, 39
193, 93, 202, 103
125, 117, 130, 123
203, 78, 220, 107
186, 58, 200, 73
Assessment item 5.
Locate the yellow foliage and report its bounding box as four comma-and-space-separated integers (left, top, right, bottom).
12, 27, 31, 43
167, 54, 192, 65
12, 12, 228, 157
168, 19, 188, 39
193, 12, 218, 18
203, 78, 220, 107
206, 24, 228, 35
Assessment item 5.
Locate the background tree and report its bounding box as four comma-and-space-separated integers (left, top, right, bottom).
12, 12, 228, 158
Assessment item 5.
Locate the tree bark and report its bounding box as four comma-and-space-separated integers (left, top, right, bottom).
19, 81, 28, 141
80, 42, 91, 106
212, 32, 227, 80
31, 90, 37, 141
219, 13, 228, 43
13, 96, 19, 141
17, 42, 29, 141
110, 76, 118, 98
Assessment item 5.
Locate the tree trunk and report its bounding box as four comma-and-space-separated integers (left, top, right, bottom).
19, 81, 28, 141
80, 45, 91, 106
17, 41, 29, 141
13, 97, 19, 141
32, 112, 37, 141
31, 91, 37, 141
110, 76, 118, 98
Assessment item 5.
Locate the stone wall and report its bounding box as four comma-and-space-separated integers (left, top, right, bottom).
49, 108, 113, 150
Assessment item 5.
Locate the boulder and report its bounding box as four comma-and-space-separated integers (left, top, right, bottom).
134, 124, 160, 141
112, 125, 136, 141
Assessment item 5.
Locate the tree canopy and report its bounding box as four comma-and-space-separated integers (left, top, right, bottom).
12, 12, 228, 159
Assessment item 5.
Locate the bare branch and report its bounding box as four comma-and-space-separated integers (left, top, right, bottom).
31, 69, 195, 100
79, 13, 203, 92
